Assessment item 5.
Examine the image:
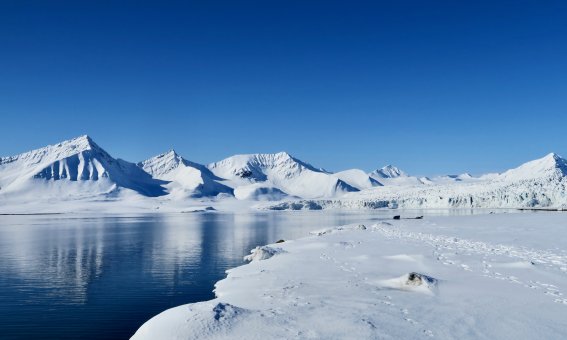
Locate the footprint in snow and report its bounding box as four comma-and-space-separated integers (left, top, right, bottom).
423, 329, 434, 337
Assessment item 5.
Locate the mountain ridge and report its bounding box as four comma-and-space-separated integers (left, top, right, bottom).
1, 136, 566, 209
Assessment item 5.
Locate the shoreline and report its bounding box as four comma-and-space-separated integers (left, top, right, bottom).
131, 212, 567, 339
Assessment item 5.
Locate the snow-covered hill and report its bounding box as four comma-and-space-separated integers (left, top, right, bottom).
207, 152, 358, 199
0, 135, 166, 199
139, 150, 233, 198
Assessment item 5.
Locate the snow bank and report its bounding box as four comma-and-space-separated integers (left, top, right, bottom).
243, 245, 286, 262
375, 272, 439, 295
132, 213, 567, 339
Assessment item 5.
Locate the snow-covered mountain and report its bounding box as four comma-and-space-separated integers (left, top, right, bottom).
368, 165, 479, 187
268, 153, 567, 210
139, 150, 232, 198
497, 153, 567, 182
207, 152, 358, 199
1, 136, 566, 210
370, 165, 407, 179
0, 135, 166, 199
368, 165, 425, 186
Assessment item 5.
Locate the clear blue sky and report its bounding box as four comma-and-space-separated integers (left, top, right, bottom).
1, 1, 566, 175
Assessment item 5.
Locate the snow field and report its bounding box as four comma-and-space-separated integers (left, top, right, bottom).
132, 212, 567, 339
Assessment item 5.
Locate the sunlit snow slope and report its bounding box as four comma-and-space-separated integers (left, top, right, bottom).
0, 135, 167, 199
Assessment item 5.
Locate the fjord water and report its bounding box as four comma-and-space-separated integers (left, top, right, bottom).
0, 212, 385, 339
0, 210, 483, 339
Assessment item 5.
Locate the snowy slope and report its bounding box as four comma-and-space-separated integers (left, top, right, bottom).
139, 150, 232, 198
497, 152, 567, 181
207, 152, 358, 199
334, 169, 382, 190
0, 135, 166, 199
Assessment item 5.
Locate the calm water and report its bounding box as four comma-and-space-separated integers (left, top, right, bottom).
0, 212, 406, 339
0, 210, 484, 339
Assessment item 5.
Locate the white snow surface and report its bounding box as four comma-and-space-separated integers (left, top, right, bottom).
132, 212, 567, 339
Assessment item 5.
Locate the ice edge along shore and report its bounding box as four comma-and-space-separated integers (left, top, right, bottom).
132, 212, 567, 340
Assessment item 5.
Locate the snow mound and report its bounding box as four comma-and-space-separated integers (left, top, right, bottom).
244, 246, 286, 262
383, 254, 425, 263
132, 300, 250, 340
212, 302, 247, 321
310, 224, 367, 236
377, 272, 439, 295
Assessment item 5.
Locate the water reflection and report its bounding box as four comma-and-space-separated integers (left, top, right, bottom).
0, 210, 496, 339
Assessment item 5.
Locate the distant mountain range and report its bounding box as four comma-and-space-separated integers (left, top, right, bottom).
1, 135, 566, 210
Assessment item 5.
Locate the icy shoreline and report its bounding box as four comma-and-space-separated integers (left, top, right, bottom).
131, 213, 567, 339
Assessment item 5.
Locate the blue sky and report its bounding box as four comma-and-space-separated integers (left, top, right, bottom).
1, 1, 566, 175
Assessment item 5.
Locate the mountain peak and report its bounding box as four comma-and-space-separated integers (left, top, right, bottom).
544, 152, 561, 161
371, 164, 408, 178
0, 135, 105, 166
139, 149, 185, 172
532, 152, 566, 168
159, 149, 183, 162
73, 134, 93, 143
165, 149, 179, 156
59, 135, 102, 153
498, 152, 567, 181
